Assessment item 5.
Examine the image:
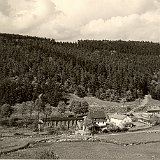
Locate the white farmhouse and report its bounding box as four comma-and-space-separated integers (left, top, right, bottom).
83, 110, 109, 129
110, 113, 132, 128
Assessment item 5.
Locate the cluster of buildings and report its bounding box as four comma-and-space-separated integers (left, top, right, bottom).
77, 107, 160, 135
80, 110, 132, 133
76, 95, 160, 134
41, 95, 160, 135
42, 109, 133, 133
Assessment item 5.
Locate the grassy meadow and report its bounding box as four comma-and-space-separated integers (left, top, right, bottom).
1, 126, 160, 159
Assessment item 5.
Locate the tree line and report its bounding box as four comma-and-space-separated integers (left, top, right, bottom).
0, 33, 160, 114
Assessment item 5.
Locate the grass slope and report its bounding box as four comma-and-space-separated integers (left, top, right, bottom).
69, 94, 160, 113
133, 95, 160, 112
69, 94, 139, 113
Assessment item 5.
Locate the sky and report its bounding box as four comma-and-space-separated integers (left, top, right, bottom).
0, 0, 160, 42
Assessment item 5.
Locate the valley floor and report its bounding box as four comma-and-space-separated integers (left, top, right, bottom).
1, 141, 160, 160
1, 126, 160, 159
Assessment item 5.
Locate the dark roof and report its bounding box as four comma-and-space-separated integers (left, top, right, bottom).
95, 119, 107, 122
87, 110, 107, 119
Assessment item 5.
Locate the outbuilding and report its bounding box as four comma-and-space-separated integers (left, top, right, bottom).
110, 113, 132, 128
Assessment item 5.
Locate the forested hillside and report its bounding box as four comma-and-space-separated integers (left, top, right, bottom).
0, 33, 160, 108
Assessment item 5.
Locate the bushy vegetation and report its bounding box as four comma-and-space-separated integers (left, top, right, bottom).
45, 124, 74, 135
69, 100, 89, 115
102, 124, 128, 133
149, 116, 160, 126
35, 149, 59, 159
0, 104, 13, 118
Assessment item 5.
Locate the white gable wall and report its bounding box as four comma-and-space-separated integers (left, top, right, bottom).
96, 121, 107, 127
110, 118, 123, 127
110, 116, 132, 128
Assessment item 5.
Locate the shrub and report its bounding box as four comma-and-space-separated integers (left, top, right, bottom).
16, 119, 26, 127
35, 149, 59, 159
102, 128, 108, 133
111, 126, 121, 132
0, 104, 13, 118
120, 127, 128, 132
107, 124, 119, 132
106, 124, 128, 133
75, 85, 86, 98
0, 119, 9, 126
57, 101, 66, 114
9, 117, 32, 127
69, 100, 89, 115
0, 117, 24, 127
149, 116, 160, 126
9, 117, 18, 126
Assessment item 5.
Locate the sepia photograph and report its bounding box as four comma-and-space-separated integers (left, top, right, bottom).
0, 0, 160, 159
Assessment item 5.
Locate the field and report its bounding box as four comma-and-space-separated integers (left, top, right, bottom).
1, 127, 160, 159
97, 131, 160, 144
1, 141, 160, 159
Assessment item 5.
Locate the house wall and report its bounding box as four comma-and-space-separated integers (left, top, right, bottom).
110, 118, 122, 127
110, 117, 132, 128
77, 120, 83, 129
96, 121, 107, 127
122, 117, 132, 124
